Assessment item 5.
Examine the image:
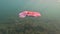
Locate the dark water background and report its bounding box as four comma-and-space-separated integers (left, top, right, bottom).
0, 0, 60, 34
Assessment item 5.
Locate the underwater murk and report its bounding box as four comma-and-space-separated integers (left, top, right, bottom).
0, 0, 60, 34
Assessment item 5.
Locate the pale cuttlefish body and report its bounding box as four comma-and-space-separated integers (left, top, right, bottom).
19, 11, 41, 18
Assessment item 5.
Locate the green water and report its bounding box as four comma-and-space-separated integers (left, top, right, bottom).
0, 0, 60, 33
